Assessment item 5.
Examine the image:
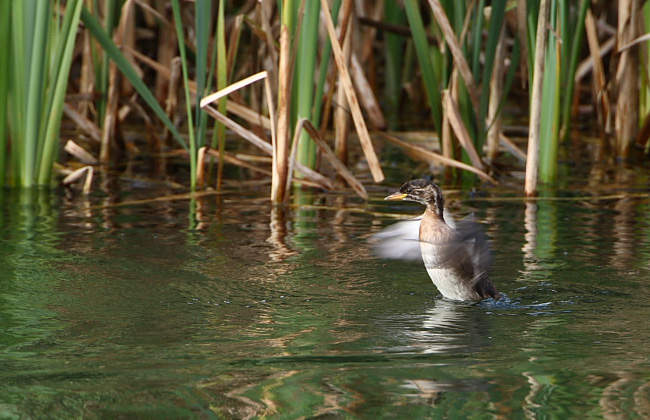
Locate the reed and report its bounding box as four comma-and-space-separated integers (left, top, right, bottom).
214, 0, 228, 189
0, 0, 83, 187
615, 0, 639, 158
80, 8, 185, 149
1, 0, 647, 197
538, 0, 561, 184
294, 1, 321, 170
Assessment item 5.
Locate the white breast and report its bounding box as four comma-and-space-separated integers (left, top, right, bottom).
420, 241, 480, 301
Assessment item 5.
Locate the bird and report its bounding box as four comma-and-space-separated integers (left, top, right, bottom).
382, 179, 500, 301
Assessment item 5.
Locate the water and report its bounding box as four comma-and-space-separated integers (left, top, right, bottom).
1, 185, 650, 419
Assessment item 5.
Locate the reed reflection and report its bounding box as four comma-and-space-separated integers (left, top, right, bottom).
268, 206, 296, 262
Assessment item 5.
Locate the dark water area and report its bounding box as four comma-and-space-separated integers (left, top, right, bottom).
1, 170, 650, 419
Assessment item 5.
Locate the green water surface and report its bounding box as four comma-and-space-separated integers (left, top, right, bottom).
1, 183, 650, 419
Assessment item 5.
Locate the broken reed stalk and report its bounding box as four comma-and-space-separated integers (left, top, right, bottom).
62, 166, 94, 194
443, 90, 485, 171
300, 119, 368, 199
525, 0, 550, 197
201, 105, 336, 191
320, 0, 384, 183
427, 0, 480, 116
378, 132, 496, 184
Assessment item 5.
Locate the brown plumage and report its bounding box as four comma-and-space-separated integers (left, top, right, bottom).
384, 179, 500, 301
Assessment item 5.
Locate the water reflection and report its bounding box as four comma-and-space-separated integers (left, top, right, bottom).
268, 206, 296, 262
1, 185, 650, 417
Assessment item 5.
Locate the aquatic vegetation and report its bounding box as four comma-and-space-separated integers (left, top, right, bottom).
0, 1, 647, 198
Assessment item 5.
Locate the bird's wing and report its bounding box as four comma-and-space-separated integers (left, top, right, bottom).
370, 217, 422, 261
454, 214, 493, 276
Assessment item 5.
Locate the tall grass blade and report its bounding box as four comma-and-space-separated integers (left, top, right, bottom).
471, 0, 486, 79
0, 0, 10, 186
38, 0, 84, 185
170, 0, 197, 189
560, 0, 588, 140
215, 0, 227, 189
195, 0, 211, 151
22, 0, 50, 187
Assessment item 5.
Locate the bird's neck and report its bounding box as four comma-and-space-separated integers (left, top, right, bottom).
425, 202, 444, 220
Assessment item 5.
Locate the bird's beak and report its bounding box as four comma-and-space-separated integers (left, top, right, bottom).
385, 191, 407, 201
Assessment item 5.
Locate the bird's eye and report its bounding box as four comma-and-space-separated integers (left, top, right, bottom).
406, 188, 412, 193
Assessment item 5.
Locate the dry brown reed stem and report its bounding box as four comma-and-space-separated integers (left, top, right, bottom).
164, 57, 182, 139
428, 0, 480, 116
227, 15, 244, 77
300, 119, 368, 199
64, 140, 98, 165
351, 53, 386, 129
619, 33, 650, 52
525, 0, 550, 197
63, 103, 101, 142
378, 132, 496, 184
335, 16, 352, 165
615, 0, 640, 157
201, 105, 336, 191
319, 0, 355, 135
200, 72, 269, 106
575, 36, 615, 82
202, 147, 272, 177
585, 10, 610, 132
126, 45, 272, 130
62, 166, 94, 194
443, 90, 485, 171
516, 0, 529, 88
320, 0, 384, 183
101, 0, 138, 163
273, 14, 291, 203
487, 26, 506, 161
499, 134, 527, 162
260, 2, 279, 84
442, 72, 458, 178
79, 28, 94, 119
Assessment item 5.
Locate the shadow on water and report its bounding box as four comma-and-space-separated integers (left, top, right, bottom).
1, 182, 650, 418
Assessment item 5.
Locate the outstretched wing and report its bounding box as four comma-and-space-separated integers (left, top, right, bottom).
370, 217, 423, 261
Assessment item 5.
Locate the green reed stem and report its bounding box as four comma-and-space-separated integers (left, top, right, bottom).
539, 0, 561, 184
170, 0, 197, 190
215, 0, 227, 188
38, 0, 84, 185
22, 0, 50, 187
0, 0, 10, 186
295, 0, 320, 169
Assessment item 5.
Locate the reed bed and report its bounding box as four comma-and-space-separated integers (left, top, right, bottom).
0, 1, 648, 198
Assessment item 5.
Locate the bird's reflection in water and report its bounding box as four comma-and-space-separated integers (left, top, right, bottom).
382, 298, 496, 406
386, 298, 494, 355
